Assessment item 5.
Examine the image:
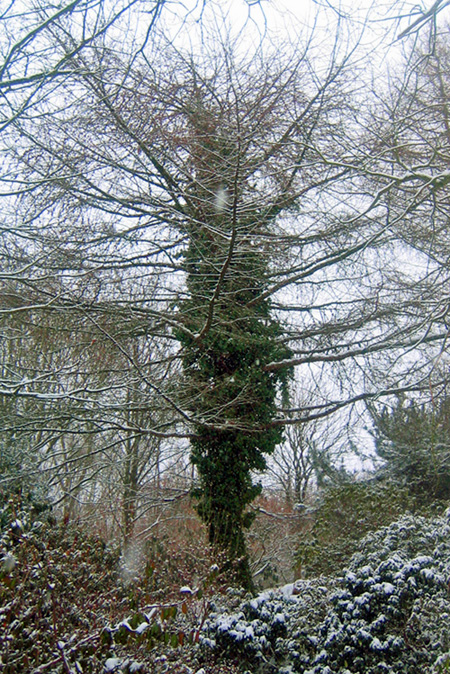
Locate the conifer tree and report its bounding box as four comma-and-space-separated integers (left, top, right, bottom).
370, 396, 450, 502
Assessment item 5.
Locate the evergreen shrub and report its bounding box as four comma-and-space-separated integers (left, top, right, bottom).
296, 480, 418, 577
202, 509, 450, 674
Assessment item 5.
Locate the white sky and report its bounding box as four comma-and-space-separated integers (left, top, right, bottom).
161, 0, 450, 67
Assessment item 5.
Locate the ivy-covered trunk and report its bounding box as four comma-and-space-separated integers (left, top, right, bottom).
177, 103, 292, 589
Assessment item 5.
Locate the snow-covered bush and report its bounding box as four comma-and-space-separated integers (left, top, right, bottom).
202, 510, 450, 674
201, 579, 334, 673
303, 510, 450, 673
0, 495, 122, 673
0, 495, 241, 673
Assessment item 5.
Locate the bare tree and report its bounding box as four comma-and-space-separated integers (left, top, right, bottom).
1, 2, 450, 585
268, 400, 349, 505
396, 0, 450, 39
0, 0, 168, 135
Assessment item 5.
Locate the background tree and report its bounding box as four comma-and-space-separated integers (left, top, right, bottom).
369, 395, 450, 502
268, 393, 350, 505
356, 25, 450, 390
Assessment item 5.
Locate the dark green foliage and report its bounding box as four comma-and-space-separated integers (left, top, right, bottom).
185, 311, 291, 543
296, 481, 418, 577
180, 292, 291, 589
176, 103, 292, 588
308, 513, 450, 674
202, 510, 450, 674
0, 494, 241, 673
0, 494, 122, 673
201, 578, 334, 671
371, 395, 450, 501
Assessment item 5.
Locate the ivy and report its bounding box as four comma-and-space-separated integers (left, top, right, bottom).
176, 102, 292, 589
